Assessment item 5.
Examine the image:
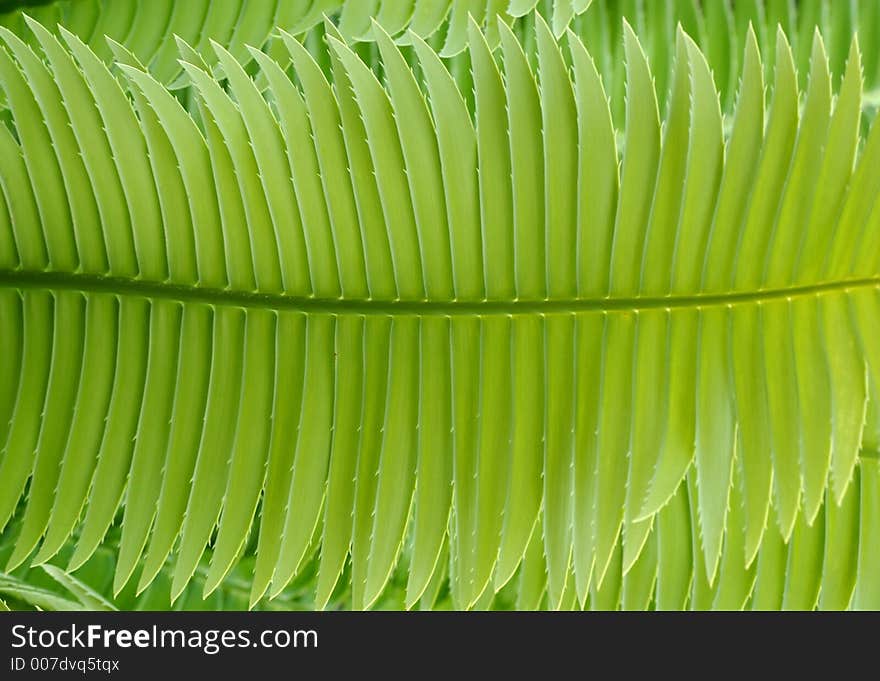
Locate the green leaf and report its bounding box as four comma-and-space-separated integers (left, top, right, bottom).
41, 564, 117, 611
375, 23, 454, 299
781, 503, 825, 610
621, 520, 656, 610
500, 22, 545, 300
249, 312, 307, 607
2, 11, 880, 612
277, 30, 367, 298
405, 315, 452, 607
8, 292, 84, 571
495, 315, 544, 591
271, 315, 336, 597
0, 572, 86, 611
536, 14, 578, 299
469, 17, 515, 299
363, 317, 420, 607
33, 294, 118, 565
853, 459, 880, 609
113, 300, 181, 594
694, 305, 735, 584
655, 483, 692, 610
709, 459, 754, 610
638, 33, 692, 297
567, 29, 618, 299
328, 35, 426, 300
607, 20, 660, 297
544, 314, 576, 607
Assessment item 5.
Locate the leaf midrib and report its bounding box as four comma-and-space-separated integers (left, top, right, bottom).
1, 269, 877, 315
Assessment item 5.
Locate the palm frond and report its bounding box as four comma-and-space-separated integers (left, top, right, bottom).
1, 12, 879, 610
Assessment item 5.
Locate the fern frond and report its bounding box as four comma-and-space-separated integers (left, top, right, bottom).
1, 13, 879, 610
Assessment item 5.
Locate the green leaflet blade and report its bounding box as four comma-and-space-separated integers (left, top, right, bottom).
278, 31, 369, 298
8, 292, 84, 571
543, 314, 575, 607
113, 300, 181, 594
853, 459, 880, 609
750, 514, 788, 610
762, 300, 802, 540
732, 30, 799, 293
495, 315, 544, 590
171, 308, 246, 600
405, 316, 453, 607
375, 24, 454, 300
623, 309, 667, 574
535, 14, 577, 299
204, 310, 275, 597
592, 312, 634, 588
701, 28, 764, 294
314, 315, 364, 608
69, 299, 149, 571
249, 312, 307, 607
467, 316, 512, 604
34, 294, 118, 564
469, 18, 515, 299
791, 298, 833, 524
694, 305, 736, 583
0, 292, 52, 536
568, 30, 618, 299
824, 293, 868, 503
639, 32, 690, 296
763, 34, 830, 291
271, 315, 336, 597
363, 316, 420, 608
655, 483, 692, 610
328, 36, 426, 300
639, 308, 697, 519
711, 461, 757, 610
781, 504, 825, 610
621, 521, 657, 610
668, 35, 724, 295
62, 27, 167, 280
499, 22, 544, 301
136, 305, 212, 593
41, 564, 116, 611
350, 317, 390, 610
214, 43, 317, 297
795, 39, 861, 286
607, 21, 660, 297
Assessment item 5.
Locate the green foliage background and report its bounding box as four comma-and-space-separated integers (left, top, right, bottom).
1, 0, 879, 611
